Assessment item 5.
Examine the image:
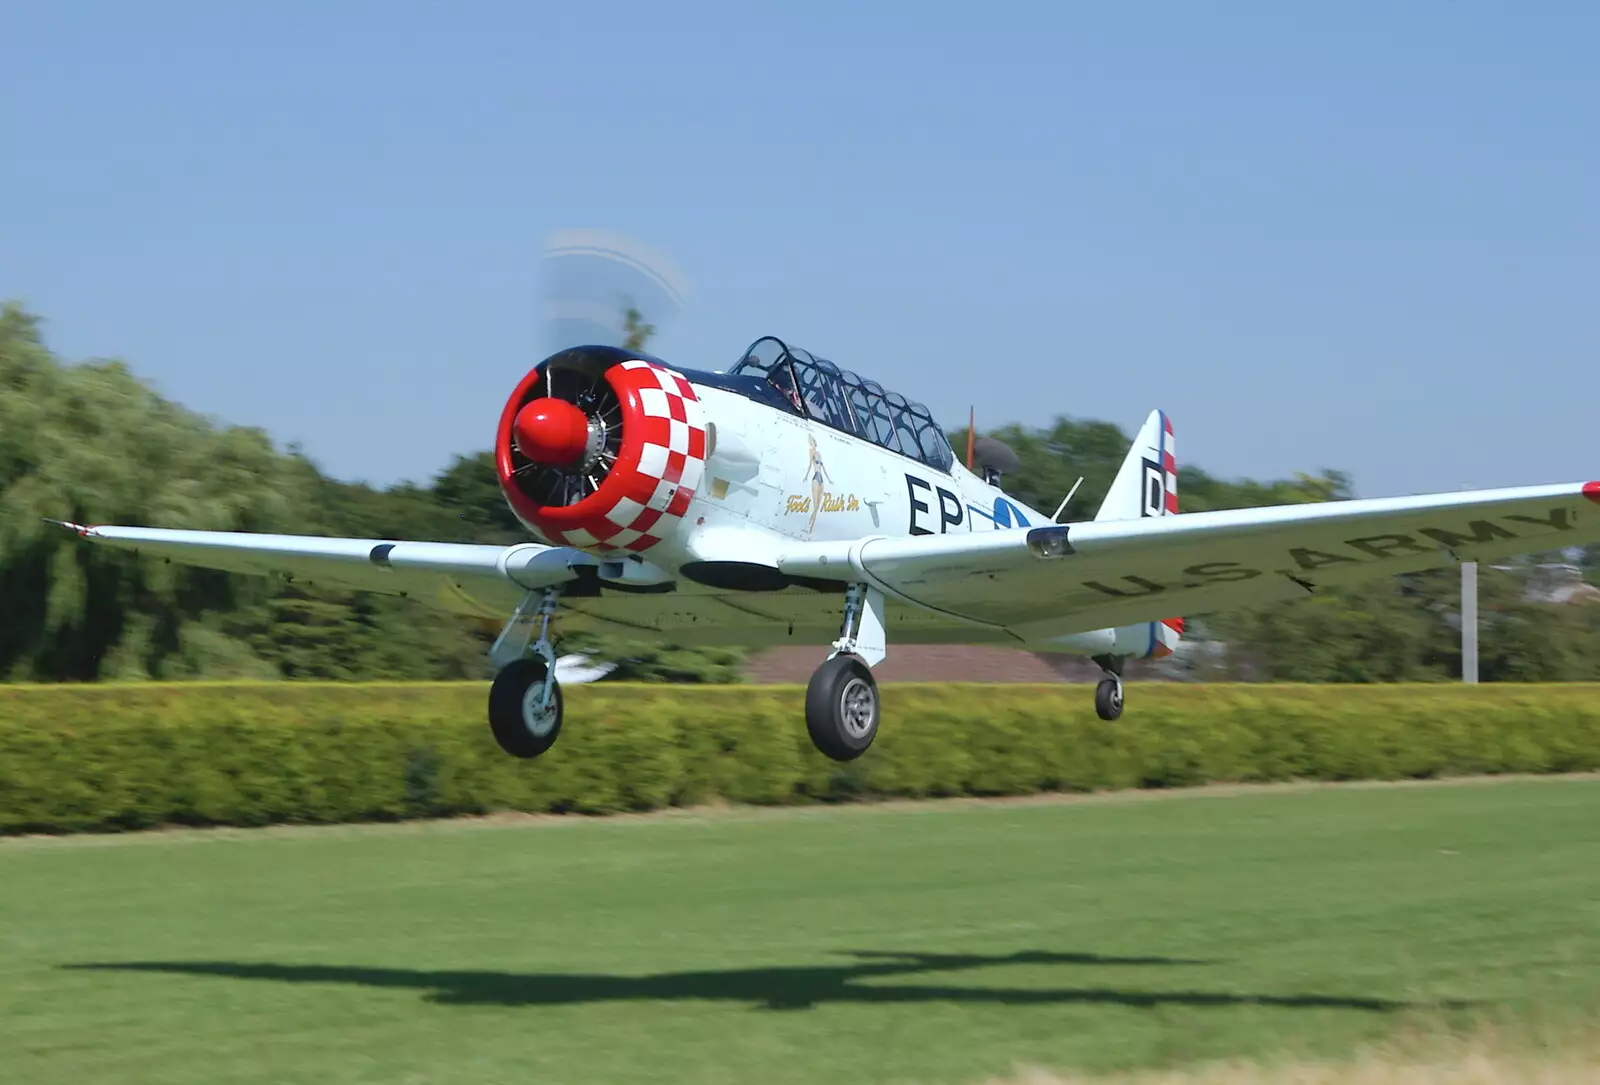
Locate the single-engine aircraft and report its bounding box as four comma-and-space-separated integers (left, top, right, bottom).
53, 337, 1600, 761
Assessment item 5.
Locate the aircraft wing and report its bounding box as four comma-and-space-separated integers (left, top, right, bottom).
776, 482, 1600, 639
47, 521, 600, 619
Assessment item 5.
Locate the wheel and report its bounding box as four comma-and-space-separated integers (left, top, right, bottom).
1094, 676, 1124, 721
805, 654, 880, 761
488, 657, 564, 758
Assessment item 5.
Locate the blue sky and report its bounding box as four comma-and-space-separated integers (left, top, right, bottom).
3, 1, 1595, 499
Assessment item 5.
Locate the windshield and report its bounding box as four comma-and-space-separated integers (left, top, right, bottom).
729, 336, 953, 472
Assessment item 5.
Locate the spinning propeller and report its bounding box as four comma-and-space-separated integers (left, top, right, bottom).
506, 231, 692, 512
538, 228, 689, 360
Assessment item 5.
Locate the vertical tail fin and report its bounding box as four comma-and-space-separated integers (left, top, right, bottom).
1096, 409, 1177, 522
1099, 410, 1183, 658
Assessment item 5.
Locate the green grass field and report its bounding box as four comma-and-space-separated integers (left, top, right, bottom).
4, 779, 1598, 1085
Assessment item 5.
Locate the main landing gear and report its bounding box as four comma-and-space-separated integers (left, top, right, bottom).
487, 589, 564, 758
1091, 653, 1125, 721
482, 582, 890, 763
482, 582, 1116, 762
805, 583, 888, 761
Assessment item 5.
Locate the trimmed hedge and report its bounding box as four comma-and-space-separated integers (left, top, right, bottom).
2, 682, 1599, 835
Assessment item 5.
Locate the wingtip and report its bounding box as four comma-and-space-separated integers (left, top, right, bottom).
1584, 481, 1600, 505
43, 517, 91, 537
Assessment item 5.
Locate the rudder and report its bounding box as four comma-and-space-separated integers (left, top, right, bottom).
1098, 409, 1183, 658
1096, 409, 1177, 523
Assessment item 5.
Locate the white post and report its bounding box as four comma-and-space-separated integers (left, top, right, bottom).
1462, 561, 1478, 683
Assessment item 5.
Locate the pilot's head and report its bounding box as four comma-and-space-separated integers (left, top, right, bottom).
769, 368, 802, 410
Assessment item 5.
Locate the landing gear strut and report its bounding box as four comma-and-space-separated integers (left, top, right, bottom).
805, 583, 887, 761
1091, 653, 1124, 721
487, 588, 565, 758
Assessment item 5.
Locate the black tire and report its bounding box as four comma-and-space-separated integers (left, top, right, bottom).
1094, 676, 1124, 721
488, 658, 564, 758
805, 654, 880, 761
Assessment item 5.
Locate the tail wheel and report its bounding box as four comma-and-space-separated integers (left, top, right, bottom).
489, 657, 564, 758
805, 654, 880, 761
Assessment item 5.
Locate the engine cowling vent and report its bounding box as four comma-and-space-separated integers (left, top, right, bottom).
496, 346, 709, 554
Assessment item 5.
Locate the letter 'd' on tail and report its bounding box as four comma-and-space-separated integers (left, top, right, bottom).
1099, 410, 1183, 657
1097, 409, 1177, 523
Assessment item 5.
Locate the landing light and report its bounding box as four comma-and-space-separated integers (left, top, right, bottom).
1026, 526, 1074, 558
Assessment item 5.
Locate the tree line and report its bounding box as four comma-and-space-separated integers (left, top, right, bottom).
2, 300, 1596, 684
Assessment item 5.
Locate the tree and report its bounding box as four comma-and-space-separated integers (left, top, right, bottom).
0, 301, 488, 682
947, 416, 1131, 523
1178, 465, 1354, 512
622, 303, 655, 352
1, 302, 297, 679
430, 451, 525, 543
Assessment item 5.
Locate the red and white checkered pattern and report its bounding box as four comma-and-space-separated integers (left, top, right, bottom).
1150, 412, 1182, 657
527, 360, 708, 555
1160, 413, 1178, 515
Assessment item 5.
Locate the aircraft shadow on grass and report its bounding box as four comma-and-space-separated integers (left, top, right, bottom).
65, 950, 1463, 1014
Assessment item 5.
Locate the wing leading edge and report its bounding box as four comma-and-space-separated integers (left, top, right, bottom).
776, 481, 1600, 640
46, 522, 601, 619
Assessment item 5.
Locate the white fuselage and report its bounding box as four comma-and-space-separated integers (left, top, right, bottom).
686, 386, 1036, 543
549, 379, 1163, 661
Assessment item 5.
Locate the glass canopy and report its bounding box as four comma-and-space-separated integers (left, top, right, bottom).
726, 336, 954, 472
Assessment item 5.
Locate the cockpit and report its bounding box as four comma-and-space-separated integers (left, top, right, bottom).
718, 336, 955, 472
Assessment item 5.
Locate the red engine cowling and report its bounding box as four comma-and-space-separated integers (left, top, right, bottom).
496, 347, 708, 554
